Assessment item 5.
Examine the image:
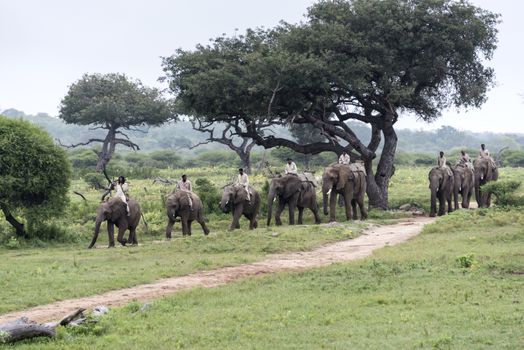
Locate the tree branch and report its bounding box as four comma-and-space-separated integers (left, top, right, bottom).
56, 138, 106, 148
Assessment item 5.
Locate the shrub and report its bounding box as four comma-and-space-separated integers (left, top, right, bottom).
482, 180, 524, 207
0, 116, 71, 238
456, 253, 476, 268
194, 178, 222, 215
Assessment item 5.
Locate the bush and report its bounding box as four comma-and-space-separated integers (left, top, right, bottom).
0, 116, 71, 239
194, 178, 222, 215
481, 180, 524, 207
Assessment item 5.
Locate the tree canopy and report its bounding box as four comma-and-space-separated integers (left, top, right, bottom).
163, 0, 499, 208
59, 73, 174, 171
0, 116, 71, 237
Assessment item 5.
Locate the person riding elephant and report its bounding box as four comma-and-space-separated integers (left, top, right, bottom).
451, 163, 474, 210
429, 166, 454, 217
437, 151, 453, 177
165, 190, 209, 237
220, 184, 260, 230
457, 150, 473, 170
473, 155, 499, 208
88, 197, 141, 248
267, 174, 320, 226
176, 174, 193, 210
322, 163, 367, 222
284, 158, 298, 175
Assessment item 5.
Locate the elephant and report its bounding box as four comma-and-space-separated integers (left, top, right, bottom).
89, 197, 141, 248
165, 190, 210, 237
322, 163, 367, 222
267, 174, 321, 226
473, 157, 499, 208
220, 184, 260, 230
429, 167, 454, 217
451, 164, 474, 209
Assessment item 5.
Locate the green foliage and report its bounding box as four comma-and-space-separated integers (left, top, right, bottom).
5, 236, 20, 249
482, 180, 524, 206
59, 73, 173, 128
194, 178, 222, 215
501, 149, 524, 167
0, 116, 71, 237
456, 253, 476, 268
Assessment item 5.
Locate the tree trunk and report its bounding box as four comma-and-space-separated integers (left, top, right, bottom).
96, 128, 116, 172
238, 151, 252, 174
365, 122, 397, 210
0, 204, 27, 238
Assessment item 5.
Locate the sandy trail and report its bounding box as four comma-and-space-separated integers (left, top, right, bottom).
0, 216, 435, 324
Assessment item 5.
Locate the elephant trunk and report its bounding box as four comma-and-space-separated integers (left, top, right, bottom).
89, 218, 103, 249
220, 194, 230, 213
267, 191, 276, 226
429, 176, 439, 217
322, 181, 331, 216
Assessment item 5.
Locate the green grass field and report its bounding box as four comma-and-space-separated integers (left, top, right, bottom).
1, 166, 523, 348
6, 208, 523, 349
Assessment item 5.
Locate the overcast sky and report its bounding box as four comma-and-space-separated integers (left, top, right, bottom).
1, 0, 522, 133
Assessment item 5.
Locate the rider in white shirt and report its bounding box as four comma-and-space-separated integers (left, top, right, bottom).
284, 158, 298, 175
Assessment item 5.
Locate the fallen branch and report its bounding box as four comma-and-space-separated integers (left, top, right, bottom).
0, 308, 86, 344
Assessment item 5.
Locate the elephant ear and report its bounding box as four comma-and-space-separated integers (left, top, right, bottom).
109, 198, 126, 220
336, 166, 350, 191
284, 178, 301, 199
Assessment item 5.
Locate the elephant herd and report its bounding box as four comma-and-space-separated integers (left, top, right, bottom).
428, 157, 498, 217
87, 156, 497, 248
88, 163, 368, 248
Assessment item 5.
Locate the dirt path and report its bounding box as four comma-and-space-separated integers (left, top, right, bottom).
0, 216, 435, 324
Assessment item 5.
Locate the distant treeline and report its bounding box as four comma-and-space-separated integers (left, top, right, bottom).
2, 108, 524, 168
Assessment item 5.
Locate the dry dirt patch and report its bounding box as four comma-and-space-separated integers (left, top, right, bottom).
0, 216, 434, 324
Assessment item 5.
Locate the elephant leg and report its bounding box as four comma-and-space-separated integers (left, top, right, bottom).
107, 222, 115, 248
357, 195, 368, 220
129, 227, 138, 245
462, 187, 469, 208
447, 193, 453, 213
230, 205, 243, 230
116, 225, 127, 246
188, 220, 193, 236
343, 193, 352, 220
275, 199, 285, 226
438, 194, 446, 216
197, 211, 210, 235
288, 197, 298, 225
297, 207, 304, 225
166, 219, 175, 239
351, 199, 358, 220
311, 205, 321, 225
181, 218, 189, 236
329, 191, 338, 222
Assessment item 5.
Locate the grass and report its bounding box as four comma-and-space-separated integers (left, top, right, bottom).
6, 208, 523, 349
0, 221, 364, 315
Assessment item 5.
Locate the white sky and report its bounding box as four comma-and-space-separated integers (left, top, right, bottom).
1, 0, 523, 133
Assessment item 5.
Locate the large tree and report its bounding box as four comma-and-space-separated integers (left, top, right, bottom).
0, 116, 71, 237
163, 0, 498, 208
59, 73, 174, 171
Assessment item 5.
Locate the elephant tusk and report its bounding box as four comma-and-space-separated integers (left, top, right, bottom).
225, 200, 229, 205
327, 189, 332, 195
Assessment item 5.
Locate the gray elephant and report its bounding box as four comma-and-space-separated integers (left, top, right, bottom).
220, 184, 260, 230
165, 190, 210, 237
429, 167, 454, 217
322, 163, 367, 221
89, 197, 141, 248
267, 174, 321, 226
473, 157, 499, 208
452, 164, 474, 209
